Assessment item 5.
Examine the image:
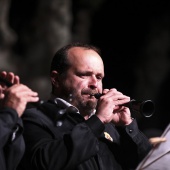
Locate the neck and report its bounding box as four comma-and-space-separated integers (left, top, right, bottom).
79, 108, 95, 120
84, 115, 90, 120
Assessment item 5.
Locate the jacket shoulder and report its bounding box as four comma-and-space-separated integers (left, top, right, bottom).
22, 102, 56, 126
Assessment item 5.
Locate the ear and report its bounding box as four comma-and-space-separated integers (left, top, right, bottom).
51, 70, 59, 88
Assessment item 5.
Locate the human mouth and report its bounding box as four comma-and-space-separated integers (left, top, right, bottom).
81, 89, 98, 98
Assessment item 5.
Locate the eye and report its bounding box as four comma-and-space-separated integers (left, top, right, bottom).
96, 75, 103, 80
78, 73, 88, 78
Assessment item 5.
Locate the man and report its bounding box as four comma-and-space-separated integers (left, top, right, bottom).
0, 71, 39, 170
18, 42, 152, 170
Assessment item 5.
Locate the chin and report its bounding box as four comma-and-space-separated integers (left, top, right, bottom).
86, 100, 97, 109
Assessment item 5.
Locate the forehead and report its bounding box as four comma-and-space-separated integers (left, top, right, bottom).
68, 47, 104, 75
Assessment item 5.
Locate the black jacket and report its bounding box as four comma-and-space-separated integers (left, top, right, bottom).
0, 107, 25, 170
18, 100, 152, 170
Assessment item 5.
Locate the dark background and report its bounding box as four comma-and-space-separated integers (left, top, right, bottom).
1, 0, 170, 136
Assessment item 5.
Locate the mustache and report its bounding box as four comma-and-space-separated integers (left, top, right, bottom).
81, 89, 98, 96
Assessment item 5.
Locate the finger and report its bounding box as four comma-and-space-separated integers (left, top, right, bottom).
27, 96, 39, 103
6, 72, 15, 84
5, 84, 38, 98
28, 91, 39, 97
102, 88, 122, 99
0, 93, 5, 99
114, 96, 130, 106
149, 137, 166, 145
18, 85, 39, 97
0, 85, 5, 99
0, 71, 7, 87
13, 75, 20, 84
102, 88, 110, 94
0, 71, 7, 78
108, 88, 130, 102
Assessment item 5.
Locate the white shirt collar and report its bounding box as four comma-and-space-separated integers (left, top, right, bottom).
50, 94, 96, 117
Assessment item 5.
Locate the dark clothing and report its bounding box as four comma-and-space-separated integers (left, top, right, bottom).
18, 100, 152, 170
0, 107, 25, 170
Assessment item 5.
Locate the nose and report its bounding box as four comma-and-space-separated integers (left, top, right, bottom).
88, 76, 98, 89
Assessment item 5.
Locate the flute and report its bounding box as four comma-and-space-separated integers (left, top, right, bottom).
0, 77, 44, 107
91, 93, 155, 118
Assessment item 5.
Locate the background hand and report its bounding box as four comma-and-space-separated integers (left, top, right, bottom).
0, 71, 39, 117
3, 84, 39, 117
0, 71, 20, 99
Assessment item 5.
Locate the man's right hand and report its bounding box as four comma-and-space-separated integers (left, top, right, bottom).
95, 88, 132, 126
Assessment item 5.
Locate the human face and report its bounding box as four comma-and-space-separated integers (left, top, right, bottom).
58, 47, 104, 116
